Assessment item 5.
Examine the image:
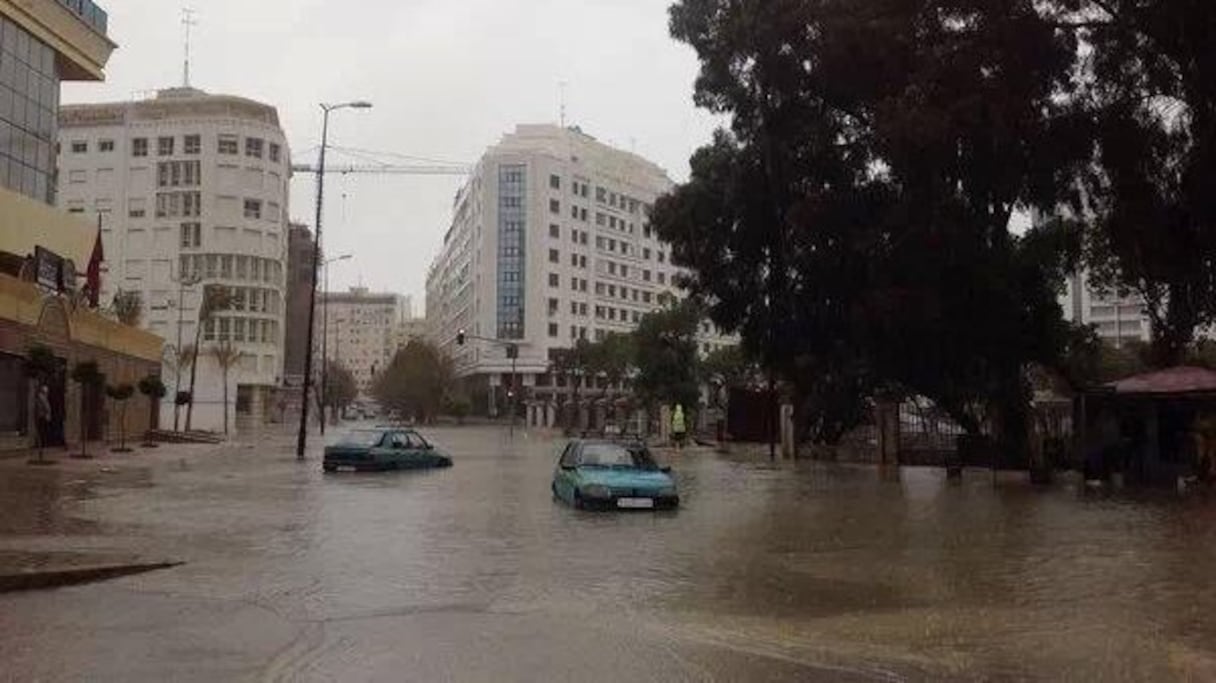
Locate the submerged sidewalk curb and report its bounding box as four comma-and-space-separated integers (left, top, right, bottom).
0, 561, 184, 593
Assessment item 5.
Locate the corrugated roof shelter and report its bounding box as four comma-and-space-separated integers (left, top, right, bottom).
1106, 367, 1216, 396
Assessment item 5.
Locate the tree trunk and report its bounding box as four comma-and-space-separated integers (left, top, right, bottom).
185, 326, 202, 431
119, 401, 126, 450
222, 367, 229, 435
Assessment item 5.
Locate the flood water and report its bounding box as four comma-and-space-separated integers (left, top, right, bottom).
2, 425, 1215, 680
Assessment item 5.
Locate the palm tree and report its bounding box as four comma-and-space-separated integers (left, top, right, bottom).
185, 286, 232, 431
110, 289, 143, 326
70, 360, 105, 459
105, 383, 135, 452
137, 374, 166, 447
210, 341, 242, 435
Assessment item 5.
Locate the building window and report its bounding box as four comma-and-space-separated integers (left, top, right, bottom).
498, 165, 528, 338
548, 273, 559, 288
158, 160, 201, 187
246, 138, 264, 159
596, 186, 607, 203
99, 139, 116, 153
643, 270, 651, 282
643, 248, 651, 260
658, 272, 666, 284
218, 135, 239, 155
658, 252, 666, 263
548, 323, 559, 338
549, 174, 560, 189
179, 222, 201, 248
132, 138, 148, 157
269, 142, 281, 163
549, 248, 559, 263
244, 199, 262, 219
608, 262, 617, 275
571, 204, 578, 219
184, 134, 201, 155
158, 136, 175, 156
580, 231, 588, 245
549, 199, 560, 214
550, 224, 560, 238
70, 141, 87, 153
156, 191, 202, 218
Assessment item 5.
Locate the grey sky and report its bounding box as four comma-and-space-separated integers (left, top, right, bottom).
62, 0, 722, 313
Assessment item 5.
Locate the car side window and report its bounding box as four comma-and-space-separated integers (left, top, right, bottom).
390, 432, 408, 449
559, 444, 579, 468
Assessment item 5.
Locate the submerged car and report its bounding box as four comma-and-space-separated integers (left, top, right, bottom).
551, 439, 679, 510
323, 427, 452, 472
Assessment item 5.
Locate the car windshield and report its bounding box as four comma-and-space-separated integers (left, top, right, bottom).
334, 430, 383, 448
579, 443, 658, 470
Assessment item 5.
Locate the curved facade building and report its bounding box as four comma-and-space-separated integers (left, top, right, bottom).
57, 87, 290, 430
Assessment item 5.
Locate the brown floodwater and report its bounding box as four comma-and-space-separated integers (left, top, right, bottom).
2, 426, 1214, 680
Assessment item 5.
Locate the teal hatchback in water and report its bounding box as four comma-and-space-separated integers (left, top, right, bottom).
323, 427, 452, 472
552, 440, 679, 510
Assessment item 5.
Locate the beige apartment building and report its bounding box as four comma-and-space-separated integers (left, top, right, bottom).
56, 88, 291, 430
425, 124, 734, 419
317, 287, 415, 395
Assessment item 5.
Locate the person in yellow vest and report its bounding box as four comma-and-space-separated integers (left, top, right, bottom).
672, 404, 687, 449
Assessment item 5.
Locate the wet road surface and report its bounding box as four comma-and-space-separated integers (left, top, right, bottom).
2, 425, 1216, 681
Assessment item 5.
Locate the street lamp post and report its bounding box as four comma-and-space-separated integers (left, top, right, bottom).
320, 253, 351, 433
297, 101, 372, 460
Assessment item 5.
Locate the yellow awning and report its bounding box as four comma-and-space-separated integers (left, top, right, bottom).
0, 185, 96, 267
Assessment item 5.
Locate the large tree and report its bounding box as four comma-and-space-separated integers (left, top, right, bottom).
323, 361, 358, 417
657, 0, 1088, 456
1077, 0, 1216, 366
632, 300, 701, 414
372, 340, 453, 424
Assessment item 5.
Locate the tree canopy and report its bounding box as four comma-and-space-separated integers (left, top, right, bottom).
658, 0, 1093, 450
372, 340, 454, 423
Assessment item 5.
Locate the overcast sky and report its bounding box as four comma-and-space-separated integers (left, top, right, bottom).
61, 0, 722, 314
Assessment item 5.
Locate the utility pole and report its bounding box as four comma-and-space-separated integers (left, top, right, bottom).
297, 101, 372, 460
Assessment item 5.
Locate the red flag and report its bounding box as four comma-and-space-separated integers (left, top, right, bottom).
86, 216, 104, 307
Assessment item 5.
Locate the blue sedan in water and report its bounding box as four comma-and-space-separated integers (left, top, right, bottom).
551, 439, 679, 510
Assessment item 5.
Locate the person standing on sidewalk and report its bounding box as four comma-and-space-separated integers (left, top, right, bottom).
35, 384, 52, 456
672, 404, 687, 450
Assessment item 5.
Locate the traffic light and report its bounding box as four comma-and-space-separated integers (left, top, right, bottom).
456, 329, 466, 346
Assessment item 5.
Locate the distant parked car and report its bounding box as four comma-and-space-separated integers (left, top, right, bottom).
551, 439, 679, 510
323, 427, 452, 472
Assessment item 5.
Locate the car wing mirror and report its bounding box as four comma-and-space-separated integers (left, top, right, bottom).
560, 463, 576, 471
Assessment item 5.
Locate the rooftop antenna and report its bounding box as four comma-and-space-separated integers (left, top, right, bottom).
559, 80, 568, 128
181, 7, 198, 87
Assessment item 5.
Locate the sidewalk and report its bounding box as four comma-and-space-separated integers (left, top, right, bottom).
0, 438, 232, 591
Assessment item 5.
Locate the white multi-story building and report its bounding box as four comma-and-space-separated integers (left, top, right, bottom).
57, 87, 291, 430
1062, 273, 1152, 346
426, 124, 732, 415
317, 288, 413, 394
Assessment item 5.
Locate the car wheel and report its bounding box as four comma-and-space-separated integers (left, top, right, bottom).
322, 463, 336, 473
572, 489, 584, 510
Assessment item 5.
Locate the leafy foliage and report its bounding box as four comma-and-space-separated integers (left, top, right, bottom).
137, 374, 167, 399
1076, 0, 1216, 366
659, 0, 1092, 452
632, 300, 701, 412
323, 361, 358, 411
111, 289, 143, 326
372, 340, 454, 423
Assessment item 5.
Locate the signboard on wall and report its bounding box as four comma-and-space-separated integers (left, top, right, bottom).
33, 247, 78, 295
34, 247, 62, 291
